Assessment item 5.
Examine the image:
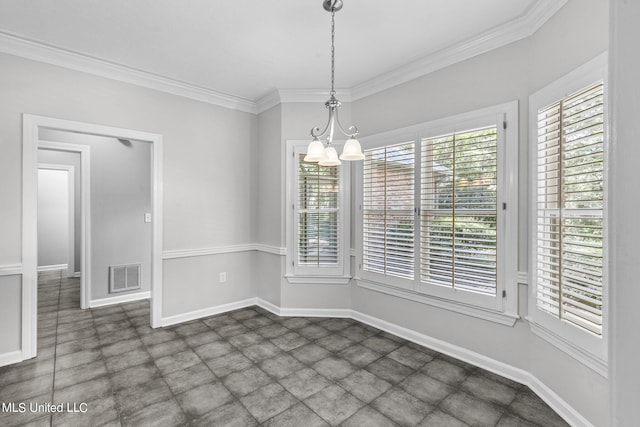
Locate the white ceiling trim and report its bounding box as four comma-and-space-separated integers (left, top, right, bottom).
0, 31, 256, 114
0, 0, 566, 114
350, 0, 568, 100
278, 89, 353, 104
255, 89, 354, 114
255, 90, 281, 114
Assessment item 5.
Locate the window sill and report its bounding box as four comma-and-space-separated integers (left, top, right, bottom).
356, 278, 519, 327
526, 317, 608, 378
285, 275, 352, 285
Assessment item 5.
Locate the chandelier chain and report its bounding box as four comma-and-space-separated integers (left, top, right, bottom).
330, 8, 336, 96
306, 0, 363, 164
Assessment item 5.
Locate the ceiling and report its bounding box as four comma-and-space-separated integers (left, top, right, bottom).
0, 0, 566, 111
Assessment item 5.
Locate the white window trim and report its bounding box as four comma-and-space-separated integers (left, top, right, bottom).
355, 101, 519, 325
285, 140, 351, 284
527, 52, 608, 374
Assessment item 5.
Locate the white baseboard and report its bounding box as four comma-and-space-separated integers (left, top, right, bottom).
160, 298, 258, 327
526, 373, 593, 427
350, 311, 591, 427
255, 298, 281, 315
351, 310, 528, 383
0, 350, 23, 367
255, 298, 351, 318
280, 307, 352, 318
89, 291, 150, 308
37, 264, 67, 272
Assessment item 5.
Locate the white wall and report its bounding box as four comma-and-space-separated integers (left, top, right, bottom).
37, 169, 69, 268
609, 1, 640, 425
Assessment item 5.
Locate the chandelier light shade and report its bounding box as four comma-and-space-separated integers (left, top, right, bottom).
304, 137, 327, 162
305, 0, 364, 166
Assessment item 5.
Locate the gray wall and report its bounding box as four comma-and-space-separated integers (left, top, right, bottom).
37, 169, 69, 268
280, 102, 353, 309
609, 0, 640, 425
254, 101, 355, 310
1, 0, 627, 423
254, 105, 283, 307
0, 275, 21, 354
40, 130, 152, 300
348, 0, 609, 425
0, 50, 256, 354
38, 149, 81, 274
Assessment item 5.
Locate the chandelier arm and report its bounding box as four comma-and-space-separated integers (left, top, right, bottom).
333, 111, 359, 138
310, 120, 331, 139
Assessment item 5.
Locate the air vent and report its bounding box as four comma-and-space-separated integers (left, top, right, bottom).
109, 264, 141, 293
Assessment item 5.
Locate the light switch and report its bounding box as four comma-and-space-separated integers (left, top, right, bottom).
144, 213, 152, 223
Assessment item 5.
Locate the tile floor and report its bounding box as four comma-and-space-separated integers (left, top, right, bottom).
0, 270, 569, 426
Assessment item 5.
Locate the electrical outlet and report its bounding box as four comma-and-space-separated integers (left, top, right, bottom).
219, 272, 227, 283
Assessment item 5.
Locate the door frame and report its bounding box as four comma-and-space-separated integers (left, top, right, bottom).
22, 114, 164, 360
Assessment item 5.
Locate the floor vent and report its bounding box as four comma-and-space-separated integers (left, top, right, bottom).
109, 264, 141, 293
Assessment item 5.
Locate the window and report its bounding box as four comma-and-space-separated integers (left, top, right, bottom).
357, 102, 518, 319
363, 143, 415, 282
529, 53, 607, 372
297, 154, 340, 266
421, 126, 498, 297
286, 141, 350, 283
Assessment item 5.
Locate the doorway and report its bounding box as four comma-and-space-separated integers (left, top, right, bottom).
37, 164, 76, 279
22, 115, 164, 361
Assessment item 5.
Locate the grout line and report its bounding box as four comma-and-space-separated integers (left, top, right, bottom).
27, 282, 554, 426
48, 269, 63, 427
131, 306, 192, 424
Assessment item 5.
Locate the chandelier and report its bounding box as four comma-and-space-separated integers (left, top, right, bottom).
304, 0, 364, 167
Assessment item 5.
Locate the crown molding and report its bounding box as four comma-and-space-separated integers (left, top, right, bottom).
255, 90, 282, 114
278, 89, 353, 104
255, 88, 354, 113
0, 0, 565, 113
350, 0, 568, 101
0, 31, 257, 114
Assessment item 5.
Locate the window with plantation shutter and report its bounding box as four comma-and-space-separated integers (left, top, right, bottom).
298, 154, 340, 266
535, 82, 605, 336
528, 53, 607, 370
286, 141, 350, 283
421, 126, 498, 296
357, 102, 518, 319
363, 143, 415, 281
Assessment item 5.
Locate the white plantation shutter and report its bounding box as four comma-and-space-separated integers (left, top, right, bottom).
297, 154, 340, 266
357, 102, 517, 317
535, 82, 605, 336
421, 126, 498, 296
363, 143, 415, 279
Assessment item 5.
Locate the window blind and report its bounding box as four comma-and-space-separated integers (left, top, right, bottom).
421, 126, 498, 295
363, 143, 415, 279
297, 154, 340, 266
536, 82, 604, 336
